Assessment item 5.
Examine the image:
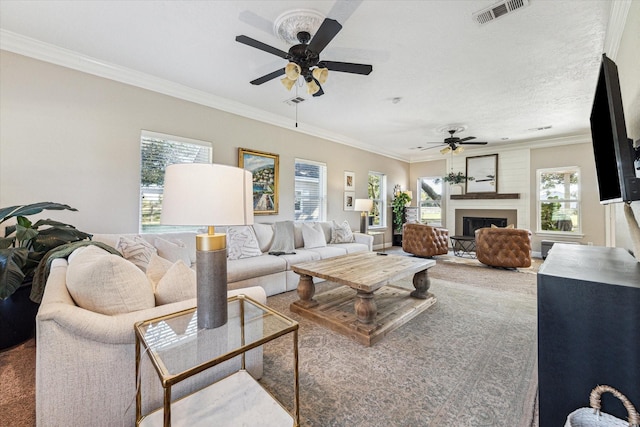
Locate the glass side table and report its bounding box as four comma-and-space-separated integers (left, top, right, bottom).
135, 294, 299, 427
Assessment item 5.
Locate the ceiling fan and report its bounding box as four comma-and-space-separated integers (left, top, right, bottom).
421, 129, 488, 154
236, 17, 373, 97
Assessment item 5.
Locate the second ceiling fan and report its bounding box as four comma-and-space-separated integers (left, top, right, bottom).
236, 17, 373, 97
422, 129, 488, 154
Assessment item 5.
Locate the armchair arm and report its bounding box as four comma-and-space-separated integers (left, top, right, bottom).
353, 232, 374, 251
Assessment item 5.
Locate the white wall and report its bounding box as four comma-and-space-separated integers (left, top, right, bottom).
0, 51, 409, 240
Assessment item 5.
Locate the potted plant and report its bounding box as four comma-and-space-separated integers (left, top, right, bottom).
391, 191, 412, 233
439, 171, 475, 185
0, 202, 91, 350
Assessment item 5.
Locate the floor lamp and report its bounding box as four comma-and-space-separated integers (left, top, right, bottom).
354, 199, 373, 234
161, 163, 253, 329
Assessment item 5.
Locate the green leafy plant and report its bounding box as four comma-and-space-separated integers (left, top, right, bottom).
391, 192, 412, 232
437, 172, 475, 184
0, 202, 92, 300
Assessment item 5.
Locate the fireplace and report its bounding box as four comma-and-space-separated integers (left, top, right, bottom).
462, 216, 507, 237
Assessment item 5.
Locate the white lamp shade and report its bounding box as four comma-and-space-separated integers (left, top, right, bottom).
161, 163, 254, 226
354, 199, 373, 212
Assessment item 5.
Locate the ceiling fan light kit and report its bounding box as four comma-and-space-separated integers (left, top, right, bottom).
236, 10, 372, 97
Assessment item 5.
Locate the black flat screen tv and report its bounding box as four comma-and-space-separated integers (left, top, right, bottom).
590, 53, 640, 204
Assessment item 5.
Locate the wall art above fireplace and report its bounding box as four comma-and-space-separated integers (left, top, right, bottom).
466, 154, 498, 194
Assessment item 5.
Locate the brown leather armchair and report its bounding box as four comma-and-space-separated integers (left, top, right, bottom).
475, 227, 532, 268
402, 223, 449, 257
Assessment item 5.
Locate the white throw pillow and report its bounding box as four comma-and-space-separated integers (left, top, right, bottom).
154, 237, 191, 266
302, 223, 327, 249
330, 220, 354, 244
154, 260, 197, 305
226, 226, 263, 260
66, 245, 155, 315
146, 253, 175, 291
116, 235, 157, 272
269, 221, 296, 253
252, 223, 275, 252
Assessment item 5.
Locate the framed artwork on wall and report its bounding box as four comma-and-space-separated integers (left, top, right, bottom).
238, 148, 279, 215
466, 154, 498, 194
344, 171, 355, 191
344, 191, 355, 211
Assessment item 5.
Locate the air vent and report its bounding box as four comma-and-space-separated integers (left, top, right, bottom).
284, 96, 306, 106
473, 0, 529, 25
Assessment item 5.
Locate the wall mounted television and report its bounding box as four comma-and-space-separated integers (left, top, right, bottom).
590, 53, 640, 204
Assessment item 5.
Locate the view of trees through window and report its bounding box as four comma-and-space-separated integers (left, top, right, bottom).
368, 172, 385, 227
418, 177, 443, 225
140, 134, 211, 232
538, 168, 580, 233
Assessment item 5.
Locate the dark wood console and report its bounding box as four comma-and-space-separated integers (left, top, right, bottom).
537, 244, 640, 426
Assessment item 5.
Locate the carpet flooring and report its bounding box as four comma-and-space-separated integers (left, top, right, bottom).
0, 252, 539, 427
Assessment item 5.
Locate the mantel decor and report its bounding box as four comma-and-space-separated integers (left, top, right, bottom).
466, 154, 498, 194
238, 148, 279, 215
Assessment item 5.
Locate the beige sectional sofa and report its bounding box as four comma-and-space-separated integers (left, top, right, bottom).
36, 221, 372, 426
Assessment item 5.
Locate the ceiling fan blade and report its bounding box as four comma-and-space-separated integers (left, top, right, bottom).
420, 145, 444, 151
250, 68, 285, 85
235, 35, 288, 59
322, 61, 373, 75
312, 79, 325, 97
307, 19, 342, 54
459, 141, 488, 145
459, 136, 476, 142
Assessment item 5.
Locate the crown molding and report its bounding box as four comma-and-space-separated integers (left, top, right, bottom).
0, 29, 405, 162
604, 0, 632, 60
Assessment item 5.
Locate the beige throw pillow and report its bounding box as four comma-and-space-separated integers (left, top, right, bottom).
330, 220, 354, 243
116, 235, 157, 272
66, 246, 155, 315
302, 223, 327, 249
154, 260, 197, 305
146, 253, 175, 290
227, 226, 263, 260
154, 237, 191, 266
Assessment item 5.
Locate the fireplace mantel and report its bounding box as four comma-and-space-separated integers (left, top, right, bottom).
451, 193, 520, 200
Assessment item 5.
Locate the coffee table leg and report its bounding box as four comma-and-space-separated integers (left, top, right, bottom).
354, 291, 377, 324
296, 274, 318, 308
410, 269, 431, 299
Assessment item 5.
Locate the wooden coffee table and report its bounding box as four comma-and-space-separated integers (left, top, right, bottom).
290, 252, 436, 346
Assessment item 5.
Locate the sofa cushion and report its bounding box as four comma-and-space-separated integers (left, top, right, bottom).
252, 223, 275, 252
328, 242, 369, 254
116, 235, 157, 272
154, 237, 191, 266
306, 245, 348, 259
330, 220, 354, 243
227, 254, 287, 283
279, 249, 321, 269
302, 223, 327, 249
227, 226, 262, 260
66, 245, 155, 315
269, 221, 296, 253
154, 260, 197, 305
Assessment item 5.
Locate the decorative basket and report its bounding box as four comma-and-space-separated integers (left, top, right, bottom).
565, 385, 639, 427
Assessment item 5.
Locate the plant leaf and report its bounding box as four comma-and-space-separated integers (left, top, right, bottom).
15, 224, 39, 246
0, 202, 77, 225
0, 248, 28, 300
0, 236, 15, 250
31, 219, 77, 229
30, 227, 92, 253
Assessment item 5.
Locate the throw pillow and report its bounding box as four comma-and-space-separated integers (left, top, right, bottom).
154, 237, 191, 266
330, 220, 354, 244
116, 235, 157, 272
154, 260, 197, 305
491, 224, 515, 229
302, 223, 327, 249
146, 253, 175, 291
269, 221, 296, 254
252, 223, 275, 252
227, 226, 263, 260
66, 245, 155, 315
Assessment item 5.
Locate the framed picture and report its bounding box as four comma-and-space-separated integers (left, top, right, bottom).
238, 148, 279, 215
344, 171, 355, 191
344, 191, 355, 211
466, 154, 498, 194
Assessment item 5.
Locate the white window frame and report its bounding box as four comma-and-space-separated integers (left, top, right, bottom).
140, 131, 212, 233
417, 176, 443, 226
294, 158, 327, 222
368, 171, 387, 229
536, 166, 583, 237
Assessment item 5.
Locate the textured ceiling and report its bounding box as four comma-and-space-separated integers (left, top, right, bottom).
0, 0, 613, 161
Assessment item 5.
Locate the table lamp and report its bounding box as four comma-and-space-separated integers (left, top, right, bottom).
161, 163, 253, 329
354, 198, 374, 234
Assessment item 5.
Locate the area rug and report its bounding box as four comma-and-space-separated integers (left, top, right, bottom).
261, 269, 538, 427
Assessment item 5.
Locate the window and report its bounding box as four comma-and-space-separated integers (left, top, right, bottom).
140, 131, 212, 233
417, 177, 443, 226
537, 167, 581, 234
368, 171, 386, 228
294, 159, 327, 221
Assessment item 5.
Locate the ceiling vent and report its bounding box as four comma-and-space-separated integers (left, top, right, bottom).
284, 96, 306, 106
473, 0, 529, 25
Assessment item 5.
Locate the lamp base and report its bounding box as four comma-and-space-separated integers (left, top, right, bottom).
360, 213, 369, 234
196, 248, 228, 329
